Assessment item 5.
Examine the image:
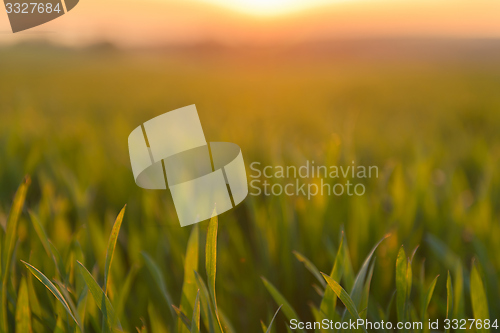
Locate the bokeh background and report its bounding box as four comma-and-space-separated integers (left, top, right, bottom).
1, 0, 500, 332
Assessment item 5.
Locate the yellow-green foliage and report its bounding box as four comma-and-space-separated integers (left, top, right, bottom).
0, 44, 498, 332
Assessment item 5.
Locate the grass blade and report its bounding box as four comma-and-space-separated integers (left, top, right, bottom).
180, 224, 199, 332
321, 273, 367, 333
471, 262, 489, 333
293, 251, 325, 288
21, 261, 77, 325
148, 302, 169, 333
407, 258, 413, 306
422, 275, 439, 321
191, 290, 200, 333
173, 305, 192, 331
194, 271, 216, 333
2, 176, 30, 333
142, 252, 175, 320
77, 261, 122, 331
309, 303, 323, 329
260, 321, 267, 333
76, 286, 88, 333
453, 262, 465, 319
114, 265, 138, 319
396, 246, 408, 323
3, 177, 30, 271
265, 305, 282, 333
53, 279, 83, 332
206, 212, 223, 332
341, 234, 355, 292
261, 277, 304, 333
218, 309, 235, 333
54, 316, 65, 333
319, 233, 345, 321
15, 277, 31, 333
384, 290, 397, 321
104, 204, 126, 295
445, 271, 453, 333
350, 234, 390, 307
359, 259, 376, 319
26, 265, 46, 333
29, 211, 58, 268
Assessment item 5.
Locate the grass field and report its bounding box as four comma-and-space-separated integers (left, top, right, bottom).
0, 41, 499, 332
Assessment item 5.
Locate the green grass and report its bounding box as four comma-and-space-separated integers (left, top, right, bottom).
0, 43, 499, 332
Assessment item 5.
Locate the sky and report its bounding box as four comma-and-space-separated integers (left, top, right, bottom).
1, 0, 500, 47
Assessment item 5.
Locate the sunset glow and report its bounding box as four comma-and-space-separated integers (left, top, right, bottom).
2, 0, 500, 47
197, 0, 335, 16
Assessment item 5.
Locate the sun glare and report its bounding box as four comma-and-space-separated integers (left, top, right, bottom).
199, 0, 330, 16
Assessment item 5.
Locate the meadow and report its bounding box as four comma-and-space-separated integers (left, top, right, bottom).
0, 40, 499, 332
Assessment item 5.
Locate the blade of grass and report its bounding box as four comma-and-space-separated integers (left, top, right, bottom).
320, 273, 367, 333
77, 261, 122, 331
350, 234, 390, 307
114, 265, 138, 319
419, 259, 425, 323
312, 284, 324, 298
218, 309, 236, 333
53, 280, 83, 331
76, 286, 88, 333
293, 251, 325, 288
148, 302, 168, 333
410, 246, 419, 263
396, 246, 408, 323
29, 211, 58, 270
422, 275, 439, 324
180, 224, 199, 333
406, 258, 413, 306
405, 256, 413, 328
309, 303, 323, 330
49, 242, 67, 283
54, 316, 65, 333
384, 290, 396, 322
359, 259, 376, 319
260, 321, 267, 333
26, 261, 47, 333
53, 280, 82, 327
425, 235, 461, 271
173, 305, 192, 331
104, 205, 126, 295
21, 261, 77, 325
206, 212, 223, 333
190, 290, 200, 333
15, 278, 31, 333
136, 321, 147, 333
471, 262, 489, 333
341, 234, 390, 324
142, 252, 175, 320
445, 271, 453, 333
341, 232, 355, 292
319, 232, 345, 321
101, 207, 123, 333
261, 277, 304, 333
266, 305, 282, 333
194, 271, 217, 333
2, 176, 30, 333
453, 262, 465, 319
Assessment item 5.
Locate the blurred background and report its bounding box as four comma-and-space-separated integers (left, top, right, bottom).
2, 0, 500, 46
1, 0, 500, 332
